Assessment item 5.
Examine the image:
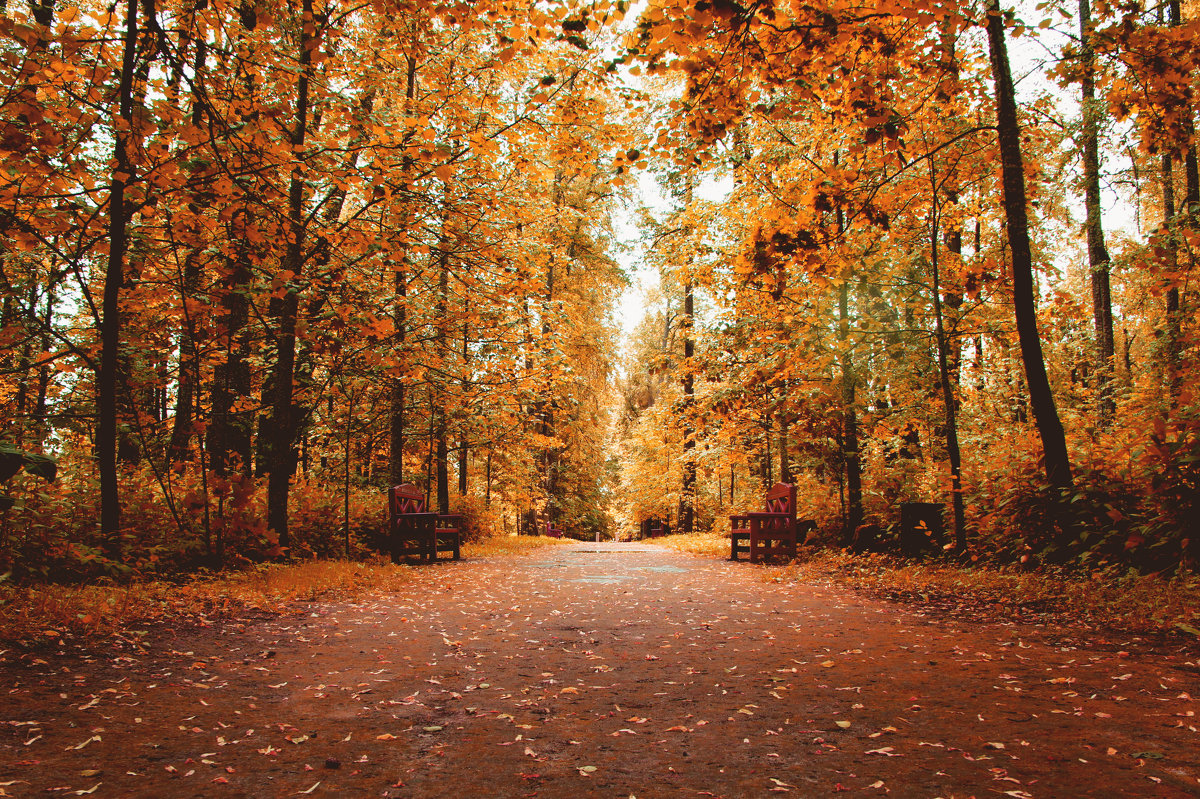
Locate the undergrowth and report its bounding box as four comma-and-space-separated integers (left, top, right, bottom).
0, 536, 570, 647
655, 532, 1200, 637
0, 558, 410, 646
776, 551, 1200, 637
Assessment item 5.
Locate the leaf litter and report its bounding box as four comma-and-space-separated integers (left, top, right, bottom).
1, 542, 1198, 796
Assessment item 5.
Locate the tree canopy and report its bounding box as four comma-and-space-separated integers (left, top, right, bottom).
1, 0, 1197, 578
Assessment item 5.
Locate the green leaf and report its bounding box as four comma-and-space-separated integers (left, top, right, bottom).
0, 448, 25, 483
0, 446, 57, 483
21, 453, 56, 482
1176, 622, 1200, 637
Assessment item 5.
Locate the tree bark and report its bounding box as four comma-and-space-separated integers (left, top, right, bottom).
168, 252, 202, 463
208, 237, 253, 476
834, 169, 863, 542
839, 278, 863, 543
264, 0, 316, 551
681, 277, 695, 534
434, 245, 450, 514
778, 417, 790, 484
928, 167, 968, 551
388, 56, 417, 486
1078, 0, 1116, 426
97, 0, 140, 552
986, 1, 1073, 491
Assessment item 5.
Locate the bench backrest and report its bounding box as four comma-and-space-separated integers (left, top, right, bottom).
762, 482, 796, 521
389, 483, 426, 516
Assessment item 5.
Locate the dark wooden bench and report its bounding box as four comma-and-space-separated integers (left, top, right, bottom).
639, 518, 670, 539
387, 483, 461, 563
545, 521, 563, 538
730, 482, 811, 563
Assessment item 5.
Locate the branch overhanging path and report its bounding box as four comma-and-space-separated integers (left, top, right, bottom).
2, 544, 1197, 797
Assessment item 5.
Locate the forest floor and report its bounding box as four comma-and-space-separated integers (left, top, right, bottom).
2, 541, 1199, 799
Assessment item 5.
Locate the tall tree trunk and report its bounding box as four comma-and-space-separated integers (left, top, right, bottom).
264, 0, 315, 551
1160, 151, 1182, 400
928, 167, 968, 552
834, 168, 863, 543
458, 441, 467, 495
389, 57, 417, 486
12, 280, 39, 447
32, 279, 56, 449
986, 0, 1073, 491
434, 246, 450, 514
485, 447, 492, 507
208, 238, 253, 476
97, 0, 140, 553
1078, 0, 1116, 426
778, 416, 791, 483
839, 279, 863, 543
168, 252, 202, 463
681, 277, 695, 534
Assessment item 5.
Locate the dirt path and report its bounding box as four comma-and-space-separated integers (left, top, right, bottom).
2, 543, 1198, 798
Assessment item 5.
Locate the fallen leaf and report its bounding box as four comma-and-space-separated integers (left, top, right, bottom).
67, 736, 101, 751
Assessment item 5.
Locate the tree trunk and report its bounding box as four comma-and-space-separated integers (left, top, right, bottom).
97, 0, 140, 553
168, 252, 202, 463
458, 441, 467, 496
208, 242, 253, 476
839, 279, 863, 543
778, 416, 791, 484
264, 0, 315, 551
986, 0, 1073, 491
485, 447, 492, 507
434, 246, 450, 514
835, 176, 863, 542
1078, 0, 1115, 426
388, 60, 417, 489
928, 168, 968, 552
681, 277, 695, 534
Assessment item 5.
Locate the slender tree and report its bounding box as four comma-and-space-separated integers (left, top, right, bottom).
986, 0, 1073, 491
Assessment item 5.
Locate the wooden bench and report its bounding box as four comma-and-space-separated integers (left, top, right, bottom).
545, 521, 563, 538
639, 518, 670, 539
730, 482, 810, 563
387, 483, 461, 563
